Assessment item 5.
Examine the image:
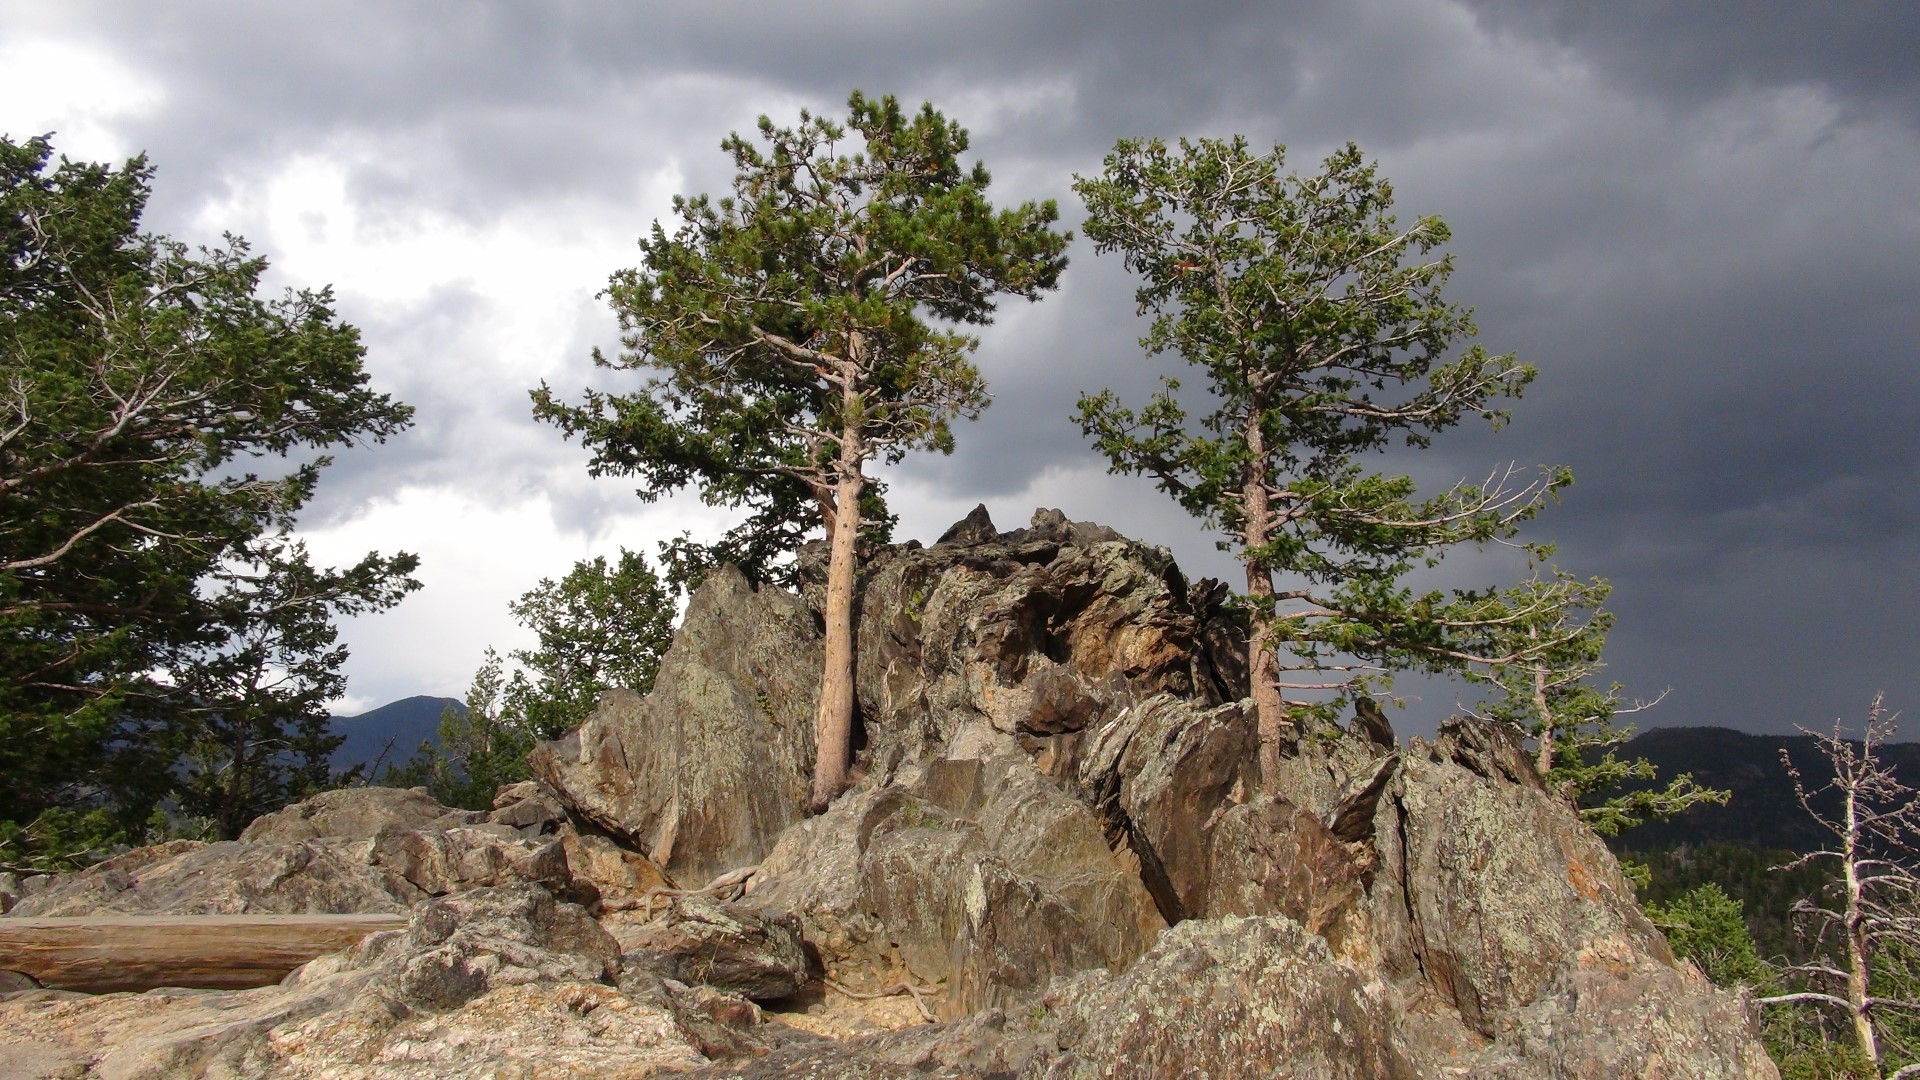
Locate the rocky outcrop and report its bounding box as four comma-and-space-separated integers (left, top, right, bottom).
843, 508, 1248, 783
0, 509, 1778, 1078
240, 784, 481, 843
529, 565, 823, 887
6, 839, 417, 916
755, 508, 1773, 1077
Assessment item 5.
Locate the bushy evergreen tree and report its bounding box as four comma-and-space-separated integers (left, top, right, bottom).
0, 136, 415, 866
1459, 566, 1723, 837
170, 538, 417, 839
1647, 882, 1774, 991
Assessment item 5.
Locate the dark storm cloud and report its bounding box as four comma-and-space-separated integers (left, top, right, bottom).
18, 1, 1535, 224
1456, 0, 1920, 126
10, 1, 1918, 732
1377, 84, 1920, 732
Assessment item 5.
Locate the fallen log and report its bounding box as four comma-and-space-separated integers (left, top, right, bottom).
0, 913, 407, 993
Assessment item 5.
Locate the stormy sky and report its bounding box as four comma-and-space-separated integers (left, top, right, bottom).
4, 2, 1916, 737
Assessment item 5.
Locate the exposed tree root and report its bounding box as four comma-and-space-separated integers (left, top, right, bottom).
599, 864, 759, 918
824, 976, 943, 1024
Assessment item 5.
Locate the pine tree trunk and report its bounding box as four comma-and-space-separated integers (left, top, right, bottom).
809, 393, 865, 813
1242, 412, 1289, 789
1533, 644, 1555, 777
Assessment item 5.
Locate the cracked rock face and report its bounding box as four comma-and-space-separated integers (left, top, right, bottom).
529, 565, 822, 889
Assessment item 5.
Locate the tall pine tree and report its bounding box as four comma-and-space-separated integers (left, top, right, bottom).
535, 92, 1068, 810
1074, 137, 1575, 782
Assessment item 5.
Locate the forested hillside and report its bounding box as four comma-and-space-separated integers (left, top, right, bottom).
1609, 726, 1920, 853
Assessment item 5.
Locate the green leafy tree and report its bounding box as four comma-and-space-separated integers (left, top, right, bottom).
1461, 566, 1724, 837
534, 92, 1068, 810
1638, 842, 1834, 969
505, 547, 674, 740
1073, 137, 1571, 782
0, 135, 414, 866
391, 549, 676, 808
169, 537, 418, 839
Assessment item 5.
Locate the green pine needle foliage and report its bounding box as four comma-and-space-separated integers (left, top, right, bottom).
1, 135, 417, 866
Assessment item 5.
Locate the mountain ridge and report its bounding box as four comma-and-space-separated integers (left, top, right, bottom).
328, 695, 461, 775
1613, 723, 1920, 852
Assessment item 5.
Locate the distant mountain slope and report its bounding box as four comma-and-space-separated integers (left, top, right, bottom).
1610, 725, 1920, 853
328, 696, 461, 776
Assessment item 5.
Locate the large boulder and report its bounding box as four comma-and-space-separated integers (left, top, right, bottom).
1347, 717, 1777, 1077
240, 785, 480, 843
561, 827, 674, 907
1384, 719, 1673, 1033
614, 895, 811, 1002
8, 804, 577, 918
7, 786, 585, 918
369, 822, 572, 899
751, 752, 1163, 1020
856, 794, 1120, 1019
1034, 916, 1415, 1080
530, 566, 822, 887
4, 838, 416, 916
922, 756, 1165, 963
1058, 693, 1367, 939
1071, 695, 1257, 923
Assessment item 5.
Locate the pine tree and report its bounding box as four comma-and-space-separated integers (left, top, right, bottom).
535, 92, 1067, 810
1074, 137, 1571, 782
0, 135, 415, 865
1459, 566, 1723, 836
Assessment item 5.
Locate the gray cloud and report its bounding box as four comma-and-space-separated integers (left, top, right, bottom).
1456, 0, 1920, 127
8, 0, 1918, 731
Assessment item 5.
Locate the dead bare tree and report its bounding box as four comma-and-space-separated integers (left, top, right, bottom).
1761, 694, 1920, 1078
